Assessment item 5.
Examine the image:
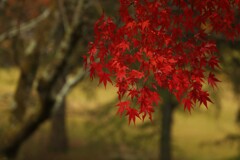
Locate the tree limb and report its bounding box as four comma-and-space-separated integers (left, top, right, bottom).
11, 40, 40, 121
0, 9, 50, 42
57, 0, 70, 30
53, 69, 86, 113
40, 0, 85, 96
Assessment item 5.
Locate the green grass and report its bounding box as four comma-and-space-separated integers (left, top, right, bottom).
0, 68, 239, 160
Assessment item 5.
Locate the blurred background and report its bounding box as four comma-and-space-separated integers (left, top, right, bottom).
0, 0, 239, 160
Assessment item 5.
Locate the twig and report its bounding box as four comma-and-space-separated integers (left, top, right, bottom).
53, 69, 86, 112
57, 0, 70, 30
0, 9, 50, 42
72, 0, 85, 28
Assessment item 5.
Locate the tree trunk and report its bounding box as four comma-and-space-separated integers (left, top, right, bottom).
160, 100, 176, 160
49, 98, 68, 152
12, 40, 39, 122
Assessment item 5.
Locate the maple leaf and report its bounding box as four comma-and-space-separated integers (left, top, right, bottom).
98, 72, 112, 88
128, 89, 139, 99
89, 62, 101, 79
198, 91, 213, 108
126, 21, 136, 29
116, 40, 130, 51
126, 108, 141, 125
168, 58, 177, 64
141, 20, 150, 31
209, 56, 221, 69
160, 65, 173, 74
164, 37, 171, 46
129, 70, 144, 79
139, 105, 154, 121
150, 91, 160, 105
116, 101, 130, 117
200, 57, 207, 67
183, 98, 193, 112
189, 86, 200, 101
200, 42, 217, 54
208, 72, 221, 89
116, 66, 128, 81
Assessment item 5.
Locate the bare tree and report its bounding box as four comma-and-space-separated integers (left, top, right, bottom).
0, 0, 97, 159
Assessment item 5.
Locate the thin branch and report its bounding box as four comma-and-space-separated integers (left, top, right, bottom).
0, 9, 50, 42
57, 0, 70, 30
53, 69, 86, 113
72, 0, 85, 28
39, 0, 85, 90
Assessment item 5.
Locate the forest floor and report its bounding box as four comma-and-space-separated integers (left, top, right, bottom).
0, 68, 239, 160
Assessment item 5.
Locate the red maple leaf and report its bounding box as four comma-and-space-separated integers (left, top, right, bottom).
116, 101, 130, 117
126, 21, 136, 29
128, 89, 139, 99
126, 108, 141, 125
116, 66, 128, 81
98, 72, 112, 88
208, 72, 221, 89
149, 91, 160, 105
209, 56, 221, 69
198, 91, 213, 108
129, 70, 144, 79
183, 98, 193, 112
139, 105, 154, 121
116, 40, 130, 51
141, 20, 150, 31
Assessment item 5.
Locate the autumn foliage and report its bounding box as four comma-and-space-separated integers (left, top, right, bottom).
87, 0, 240, 124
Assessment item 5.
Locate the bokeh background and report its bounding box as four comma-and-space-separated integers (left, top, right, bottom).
0, 0, 239, 160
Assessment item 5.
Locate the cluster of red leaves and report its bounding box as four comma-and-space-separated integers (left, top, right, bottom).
86, 0, 240, 124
